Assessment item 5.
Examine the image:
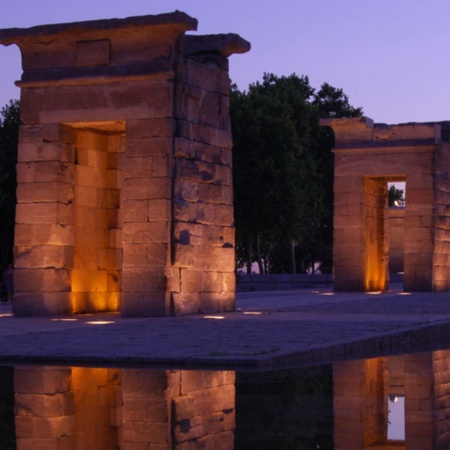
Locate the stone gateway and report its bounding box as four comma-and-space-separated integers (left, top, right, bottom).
0, 12, 250, 316
322, 117, 450, 293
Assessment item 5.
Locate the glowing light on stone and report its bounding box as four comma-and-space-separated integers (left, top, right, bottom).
85, 320, 115, 325
204, 316, 225, 320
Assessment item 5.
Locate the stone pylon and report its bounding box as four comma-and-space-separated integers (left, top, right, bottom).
0, 12, 250, 316
322, 117, 450, 292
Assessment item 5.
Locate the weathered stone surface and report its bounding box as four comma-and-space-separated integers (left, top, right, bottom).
2, 11, 249, 316
324, 117, 450, 292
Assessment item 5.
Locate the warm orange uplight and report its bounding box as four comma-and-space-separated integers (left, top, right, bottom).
321, 292, 335, 296
398, 292, 411, 296
243, 311, 263, 315
366, 291, 382, 295
51, 318, 79, 322
0, 313, 12, 317
204, 316, 225, 320
85, 320, 115, 325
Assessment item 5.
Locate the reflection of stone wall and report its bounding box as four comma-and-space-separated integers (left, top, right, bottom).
14, 366, 121, 450
333, 358, 387, 449
432, 350, 450, 449
120, 369, 236, 449
0, 12, 250, 316
14, 366, 236, 449
333, 352, 450, 449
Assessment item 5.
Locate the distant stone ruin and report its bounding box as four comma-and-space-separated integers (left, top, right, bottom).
322, 117, 450, 292
0, 12, 250, 316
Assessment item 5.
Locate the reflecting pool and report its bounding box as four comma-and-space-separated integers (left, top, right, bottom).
1, 349, 450, 449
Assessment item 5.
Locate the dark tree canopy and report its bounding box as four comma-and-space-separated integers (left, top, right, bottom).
231, 73, 362, 274
388, 184, 405, 207
0, 100, 19, 271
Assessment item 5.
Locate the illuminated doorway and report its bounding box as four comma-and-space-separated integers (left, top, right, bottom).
64, 122, 124, 313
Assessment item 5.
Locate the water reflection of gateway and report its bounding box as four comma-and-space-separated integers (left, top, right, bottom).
12, 367, 235, 449
334, 351, 450, 450
2, 351, 450, 448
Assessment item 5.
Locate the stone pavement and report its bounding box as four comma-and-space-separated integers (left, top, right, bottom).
2, 283, 450, 369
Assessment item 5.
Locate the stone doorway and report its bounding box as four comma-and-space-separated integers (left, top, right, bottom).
0, 12, 250, 316
322, 117, 450, 292
63, 122, 124, 313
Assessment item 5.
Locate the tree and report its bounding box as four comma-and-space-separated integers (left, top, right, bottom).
0, 100, 19, 271
231, 74, 362, 274
388, 184, 405, 207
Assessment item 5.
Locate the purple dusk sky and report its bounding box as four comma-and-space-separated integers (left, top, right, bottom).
1, 0, 449, 125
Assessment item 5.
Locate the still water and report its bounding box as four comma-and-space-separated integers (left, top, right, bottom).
1, 349, 448, 449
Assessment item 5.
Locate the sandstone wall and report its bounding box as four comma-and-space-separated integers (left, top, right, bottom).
322, 117, 444, 292
1, 13, 250, 316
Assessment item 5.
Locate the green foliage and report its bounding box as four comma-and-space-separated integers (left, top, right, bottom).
231, 74, 362, 274
388, 184, 405, 207
0, 100, 19, 270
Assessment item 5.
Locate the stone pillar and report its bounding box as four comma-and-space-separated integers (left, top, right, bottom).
14, 366, 75, 449
322, 117, 447, 292
14, 366, 121, 450
333, 358, 387, 449
120, 369, 235, 449
0, 12, 250, 316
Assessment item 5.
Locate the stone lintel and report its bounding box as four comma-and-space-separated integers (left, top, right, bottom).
185, 34, 251, 58
0, 11, 197, 45
331, 142, 437, 155
321, 116, 441, 148
0, 12, 198, 87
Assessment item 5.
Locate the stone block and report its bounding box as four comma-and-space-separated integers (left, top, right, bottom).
176, 120, 232, 148
20, 81, 173, 124
126, 118, 175, 138
179, 371, 235, 394
122, 222, 169, 244
122, 267, 166, 292
15, 224, 74, 246
16, 203, 58, 224
174, 137, 232, 166
125, 136, 171, 158
122, 421, 170, 445
121, 199, 148, 223
13, 292, 72, 316
170, 292, 201, 315
122, 177, 170, 201
121, 290, 167, 317
14, 367, 72, 395
15, 416, 73, 439
213, 204, 234, 226
18, 142, 62, 162
199, 291, 235, 312
122, 243, 148, 267
181, 270, 204, 293
147, 199, 170, 222
15, 245, 72, 269
15, 392, 74, 417
15, 268, 71, 293
123, 156, 153, 178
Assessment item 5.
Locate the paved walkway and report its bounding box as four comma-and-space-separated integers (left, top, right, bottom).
2, 283, 450, 368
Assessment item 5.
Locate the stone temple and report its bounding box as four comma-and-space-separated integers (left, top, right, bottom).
322, 117, 450, 293
0, 12, 250, 316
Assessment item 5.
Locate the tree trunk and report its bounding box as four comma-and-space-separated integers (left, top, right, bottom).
255, 236, 264, 274
291, 240, 297, 274
246, 237, 253, 275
